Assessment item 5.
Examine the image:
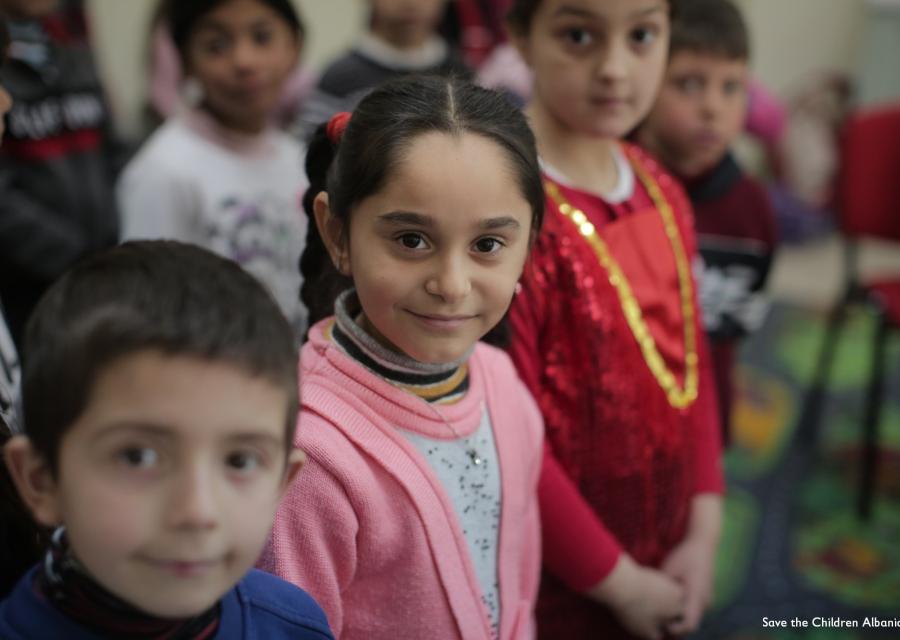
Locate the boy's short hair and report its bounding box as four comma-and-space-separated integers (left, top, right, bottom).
22, 241, 299, 473
669, 0, 749, 60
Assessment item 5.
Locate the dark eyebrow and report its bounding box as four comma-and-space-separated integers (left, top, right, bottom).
91, 422, 284, 447
226, 433, 284, 449
552, 3, 666, 21
91, 422, 174, 442
377, 211, 434, 227
194, 14, 276, 33
631, 4, 667, 19
377, 211, 522, 232
551, 5, 597, 19
480, 216, 522, 231
193, 22, 230, 36
247, 18, 277, 31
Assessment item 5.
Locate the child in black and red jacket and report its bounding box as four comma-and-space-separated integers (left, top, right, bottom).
638, 0, 778, 444
0, 0, 122, 349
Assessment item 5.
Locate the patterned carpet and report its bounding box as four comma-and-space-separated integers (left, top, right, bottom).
694, 303, 900, 638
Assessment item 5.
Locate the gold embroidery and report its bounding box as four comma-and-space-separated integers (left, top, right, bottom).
545, 158, 699, 409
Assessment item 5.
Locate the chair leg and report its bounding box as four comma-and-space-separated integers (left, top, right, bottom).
858, 313, 888, 521
797, 297, 849, 444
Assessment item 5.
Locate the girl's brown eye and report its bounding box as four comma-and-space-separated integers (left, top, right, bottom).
398, 233, 426, 249
227, 451, 260, 472
119, 447, 158, 468
631, 26, 658, 47
253, 29, 274, 46
201, 36, 229, 55
565, 28, 593, 46
474, 237, 503, 254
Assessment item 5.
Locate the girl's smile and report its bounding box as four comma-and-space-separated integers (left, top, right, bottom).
405, 310, 479, 332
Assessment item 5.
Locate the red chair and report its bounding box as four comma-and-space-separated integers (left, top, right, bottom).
808, 102, 900, 520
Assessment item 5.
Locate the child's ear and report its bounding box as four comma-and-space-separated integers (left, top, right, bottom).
279, 448, 306, 494
4, 436, 62, 527
313, 192, 351, 277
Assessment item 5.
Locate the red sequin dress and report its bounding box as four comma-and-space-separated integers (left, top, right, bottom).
508, 143, 724, 639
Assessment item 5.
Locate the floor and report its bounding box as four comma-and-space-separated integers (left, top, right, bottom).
693, 234, 900, 638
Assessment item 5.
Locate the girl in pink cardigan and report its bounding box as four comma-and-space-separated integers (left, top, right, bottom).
257, 76, 545, 639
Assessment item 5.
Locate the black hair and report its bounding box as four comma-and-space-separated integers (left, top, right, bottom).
669, 0, 749, 60
167, 0, 304, 60
507, 0, 676, 35
300, 75, 544, 337
21, 240, 298, 474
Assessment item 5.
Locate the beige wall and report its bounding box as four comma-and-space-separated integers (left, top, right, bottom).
733, 0, 866, 97
87, 0, 366, 139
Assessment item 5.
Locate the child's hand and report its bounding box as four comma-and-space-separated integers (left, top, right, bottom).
587, 553, 685, 640
660, 534, 717, 635
662, 494, 723, 636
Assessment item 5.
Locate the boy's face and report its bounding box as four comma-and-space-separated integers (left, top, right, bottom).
0, 0, 59, 19
27, 351, 303, 617
640, 50, 748, 176
513, 0, 670, 139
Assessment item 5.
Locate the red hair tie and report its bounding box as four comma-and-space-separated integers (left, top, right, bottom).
326, 112, 352, 144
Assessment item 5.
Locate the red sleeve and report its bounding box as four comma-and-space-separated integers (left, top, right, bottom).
508, 250, 624, 592
539, 447, 623, 590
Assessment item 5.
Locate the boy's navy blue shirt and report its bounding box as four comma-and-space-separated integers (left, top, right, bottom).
0, 567, 335, 640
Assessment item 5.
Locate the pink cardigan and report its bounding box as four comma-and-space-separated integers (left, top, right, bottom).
259, 320, 543, 639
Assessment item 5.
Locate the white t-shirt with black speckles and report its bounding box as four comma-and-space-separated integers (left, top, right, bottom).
401, 410, 502, 636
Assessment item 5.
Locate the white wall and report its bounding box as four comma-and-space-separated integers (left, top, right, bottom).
87, 0, 365, 139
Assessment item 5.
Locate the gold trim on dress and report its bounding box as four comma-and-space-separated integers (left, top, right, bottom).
544, 158, 699, 409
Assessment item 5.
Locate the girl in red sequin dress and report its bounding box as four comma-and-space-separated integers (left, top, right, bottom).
506, 1, 724, 638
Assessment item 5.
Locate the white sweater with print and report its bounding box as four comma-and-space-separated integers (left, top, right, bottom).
118, 110, 309, 333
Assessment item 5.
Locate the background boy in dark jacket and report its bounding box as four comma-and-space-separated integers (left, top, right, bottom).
0, 0, 122, 349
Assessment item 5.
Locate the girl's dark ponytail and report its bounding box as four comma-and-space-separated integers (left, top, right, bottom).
299, 124, 352, 333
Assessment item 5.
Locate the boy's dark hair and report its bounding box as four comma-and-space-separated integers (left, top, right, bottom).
22, 241, 299, 474
507, 0, 675, 35
300, 75, 544, 334
669, 0, 749, 60
167, 0, 304, 59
